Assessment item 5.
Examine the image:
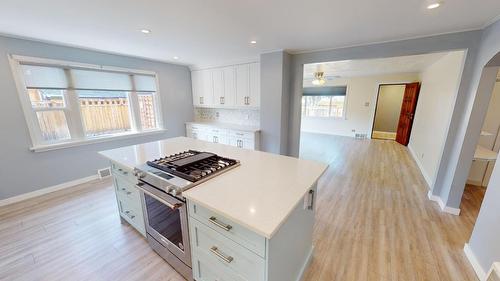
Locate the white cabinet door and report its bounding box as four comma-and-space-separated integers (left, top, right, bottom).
249, 62, 260, 107
230, 136, 256, 150
223, 66, 236, 107
191, 71, 203, 107
199, 69, 213, 106
212, 69, 225, 107
235, 64, 250, 107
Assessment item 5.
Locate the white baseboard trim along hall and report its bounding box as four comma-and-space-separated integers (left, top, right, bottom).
464, 243, 487, 281
407, 145, 433, 188
0, 174, 99, 207
427, 191, 461, 215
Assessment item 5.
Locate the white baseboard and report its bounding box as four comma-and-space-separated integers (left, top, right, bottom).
0, 174, 99, 207
464, 243, 487, 281
427, 191, 461, 215
466, 179, 485, 187
297, 246, 314, 281
407, 144, 433, 188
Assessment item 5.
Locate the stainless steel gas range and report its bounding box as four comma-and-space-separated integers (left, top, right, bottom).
133, 150, 239, 280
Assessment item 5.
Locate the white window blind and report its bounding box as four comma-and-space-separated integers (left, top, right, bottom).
134, 74, 157, 92
72, 69, 133, 91
20, 65, 68, 89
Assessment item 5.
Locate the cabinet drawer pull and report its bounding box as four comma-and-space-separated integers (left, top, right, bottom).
126, 191, 132, 195
210, 246, 233, 263
209, 216, 232, 231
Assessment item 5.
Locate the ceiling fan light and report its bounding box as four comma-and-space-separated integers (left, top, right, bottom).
312, 71, 326, 86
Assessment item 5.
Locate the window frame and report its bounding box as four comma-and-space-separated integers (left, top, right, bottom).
301, 86, 349, 119
9, 54, 165, 152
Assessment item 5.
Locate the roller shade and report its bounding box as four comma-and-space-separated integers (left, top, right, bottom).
134, 74, 157, 92
72, 69, 132, 91
303, 86, 347, 96
21, 65, 68, 89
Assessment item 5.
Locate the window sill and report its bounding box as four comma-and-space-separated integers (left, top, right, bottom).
30, 129, 168, 153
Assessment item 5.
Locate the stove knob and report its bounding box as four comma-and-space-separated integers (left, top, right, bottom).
171, 188, 179, 196
133, 170, 146, 178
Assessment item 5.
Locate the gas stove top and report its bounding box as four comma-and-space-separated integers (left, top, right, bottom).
133, 150, 239, 200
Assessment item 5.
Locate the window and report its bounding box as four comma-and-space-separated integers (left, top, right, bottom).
302, 86, 347, 118
10, 55, 162, 150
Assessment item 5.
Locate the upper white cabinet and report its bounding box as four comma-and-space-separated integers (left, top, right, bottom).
192, 62, 260, 109
192, 69, 214, 106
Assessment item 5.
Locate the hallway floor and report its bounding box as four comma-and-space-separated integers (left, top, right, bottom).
300, 132, 483, 281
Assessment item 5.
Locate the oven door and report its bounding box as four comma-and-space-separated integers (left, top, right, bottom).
136, 182, 191, 267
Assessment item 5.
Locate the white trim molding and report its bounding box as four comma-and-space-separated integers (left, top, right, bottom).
0, 174, 99, 207
464, 243, 487, 281
31, 129, 167, 152
408, 144, 433, 188
427, 191, 461, 215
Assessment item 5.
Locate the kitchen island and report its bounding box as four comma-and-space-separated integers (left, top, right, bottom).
100, 137, 327, 281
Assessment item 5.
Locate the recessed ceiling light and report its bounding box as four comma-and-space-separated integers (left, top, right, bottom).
140, 29, 151, 34
173, 56, 179, 60
250, 40, 257, 44
427, 2, 441, 9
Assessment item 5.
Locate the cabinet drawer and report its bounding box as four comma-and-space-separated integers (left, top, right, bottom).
111, 162, 136, 184
188, 202, 266, 257
117, 195, 146, 236
228, 130, 254, 140
190, 218, 265, 281
193, 251, 247, 281
114, 177, 141, 208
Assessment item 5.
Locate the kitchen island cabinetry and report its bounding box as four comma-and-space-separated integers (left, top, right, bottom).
110, 161, 146, 237
99, 137, 327, 281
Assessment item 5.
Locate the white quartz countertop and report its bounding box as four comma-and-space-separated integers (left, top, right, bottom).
186, 121, 260, 132
99, 137, 327, 238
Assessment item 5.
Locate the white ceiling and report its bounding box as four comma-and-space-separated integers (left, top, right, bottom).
303, 52, 449, 79
1, 0, 499, 69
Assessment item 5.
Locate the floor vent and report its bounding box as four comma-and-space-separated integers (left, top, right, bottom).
355, 133, 368, 140
98, 167, 112, 179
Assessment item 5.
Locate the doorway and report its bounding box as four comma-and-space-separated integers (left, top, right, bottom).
371, 82, 420, 145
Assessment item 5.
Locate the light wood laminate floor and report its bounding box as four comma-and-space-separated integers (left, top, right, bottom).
0, 134, 484, 280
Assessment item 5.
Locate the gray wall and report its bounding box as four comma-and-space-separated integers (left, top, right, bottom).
0, 35, 193, 200
434, 19, 500, 210
260, 50, 291, 154
286, 30, 483, 213
465, 20, 500, 275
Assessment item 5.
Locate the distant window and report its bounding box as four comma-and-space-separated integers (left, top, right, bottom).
10, 56, 162, 149
301, 86, 347, 118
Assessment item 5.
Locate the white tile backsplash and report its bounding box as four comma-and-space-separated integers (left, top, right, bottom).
194, 108, 260, 127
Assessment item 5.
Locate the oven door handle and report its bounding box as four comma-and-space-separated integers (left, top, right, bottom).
136, 183, 183, 210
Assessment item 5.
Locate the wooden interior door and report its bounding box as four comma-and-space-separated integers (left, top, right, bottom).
396, 82, 421, 145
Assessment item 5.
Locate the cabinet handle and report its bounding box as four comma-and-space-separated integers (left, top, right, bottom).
209, 216, 232, 231
308, 189, 315, 210
247, 96, 250, 105
126, 191, 132, 195
200, 96, 204, 104
210, 246, 234, 263
121, 188, 126, 191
